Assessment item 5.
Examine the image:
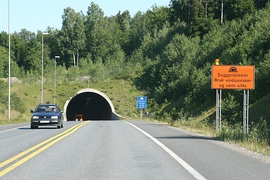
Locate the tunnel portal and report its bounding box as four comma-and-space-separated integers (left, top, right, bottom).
64, 88, 116, 121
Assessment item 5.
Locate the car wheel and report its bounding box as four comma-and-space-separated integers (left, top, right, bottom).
31, 124, 37, 129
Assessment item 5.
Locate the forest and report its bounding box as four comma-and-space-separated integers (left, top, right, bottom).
1, 0, 270, 131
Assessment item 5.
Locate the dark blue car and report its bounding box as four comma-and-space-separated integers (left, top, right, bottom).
30, 104, 64, 129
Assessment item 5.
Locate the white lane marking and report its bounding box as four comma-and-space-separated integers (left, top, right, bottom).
125, 121, 207, 180
0, 125, 28, 133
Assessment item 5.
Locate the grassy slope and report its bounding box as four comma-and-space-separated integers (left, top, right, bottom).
2, 79, 270, 125
249, 94, 270, 124
0, 79, 146, 124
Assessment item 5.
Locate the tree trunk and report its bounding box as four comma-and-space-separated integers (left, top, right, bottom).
77, 49, 79, 67
73, 53, 76, 67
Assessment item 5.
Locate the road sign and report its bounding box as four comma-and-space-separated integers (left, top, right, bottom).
137, 96, 147, 109
211, 65, 255, 90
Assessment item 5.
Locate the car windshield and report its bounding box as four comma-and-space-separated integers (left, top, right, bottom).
35, 105, 59, 113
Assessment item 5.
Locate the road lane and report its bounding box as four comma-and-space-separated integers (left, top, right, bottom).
126, 121, 206, 180
1, 121, 199, 180
0, 121, 89, 177
0, 121, 82, 166
0, 123, 29, 132
1, 120, 270, 180
128, 120, 270, 180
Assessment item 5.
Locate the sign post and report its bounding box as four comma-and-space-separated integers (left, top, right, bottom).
216, 89, 222, 131
243, 90, 249, 134
137, 96, 147, 120
212, 65, 255, 133
214, 59, 222, 131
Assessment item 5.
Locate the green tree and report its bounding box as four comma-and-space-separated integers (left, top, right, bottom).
84, 2, 120, 65
128, 12, 148, 54
41, 28, 63, 66
59, 7, 86, 67
224, 0, 255, 20
0, 46, 7, 77
255, 0, 270, 9
10, 30, 40, 74
222, 94, 242, 124
145, 5, 170, 34
84, 2, 105, 62
169, 0, 220, 36
115, 10, 132, 56
0, 32, 8, 47
169, 0, 191, 24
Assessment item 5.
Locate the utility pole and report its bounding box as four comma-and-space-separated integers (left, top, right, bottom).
41, 32, 49, 103
8, 0, 11, 120
54, 56, 60, 104
221, 0, 224, 24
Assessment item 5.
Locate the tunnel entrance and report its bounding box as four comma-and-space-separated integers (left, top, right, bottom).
64, 88, 117, 121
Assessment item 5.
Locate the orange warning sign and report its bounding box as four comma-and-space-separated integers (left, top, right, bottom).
211, 65, 255, 90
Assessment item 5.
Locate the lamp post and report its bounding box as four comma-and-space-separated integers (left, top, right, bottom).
221, 0, 224, 24
41, 32, 49, 103
8, 0, 11, 120
54, 56, 60, 104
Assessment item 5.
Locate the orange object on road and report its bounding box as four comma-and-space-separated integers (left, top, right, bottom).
75, 114, 83, 121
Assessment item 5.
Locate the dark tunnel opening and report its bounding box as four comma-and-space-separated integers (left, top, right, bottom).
66, 92, 112, 121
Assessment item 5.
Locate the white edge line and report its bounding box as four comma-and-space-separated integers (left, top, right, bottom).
0, 125, 29, 133
125, 121, 207, 180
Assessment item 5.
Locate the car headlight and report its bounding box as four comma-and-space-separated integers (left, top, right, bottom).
32, 116, 39, 119
51, 116, 58, 119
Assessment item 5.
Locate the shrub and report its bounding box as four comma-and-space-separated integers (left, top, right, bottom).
222, 93, 242, 124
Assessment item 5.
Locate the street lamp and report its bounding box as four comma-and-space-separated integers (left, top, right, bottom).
54, 56, 60, 104
41, 32, 49, 103
221, 0, 224, 24
8, 0, 11, 120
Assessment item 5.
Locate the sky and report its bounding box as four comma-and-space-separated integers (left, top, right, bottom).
0, 0, 170, 33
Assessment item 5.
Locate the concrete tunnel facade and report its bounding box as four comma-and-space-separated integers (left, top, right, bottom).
63, 88, 118, 121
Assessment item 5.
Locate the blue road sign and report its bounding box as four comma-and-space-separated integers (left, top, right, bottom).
137, 96, 147, 109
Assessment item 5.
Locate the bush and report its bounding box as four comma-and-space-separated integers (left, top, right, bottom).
248, 118, 270, 144
217, 122, 245, 142
222, 93, 242, 124
0, 81, 26, 114
11, 93, 26, 113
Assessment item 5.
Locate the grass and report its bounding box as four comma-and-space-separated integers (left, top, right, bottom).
249, 94, 270, 126
0, 78, 146, 123
168, 109, 270, 156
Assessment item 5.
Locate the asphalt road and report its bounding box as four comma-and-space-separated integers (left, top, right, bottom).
0, 120, 270, 180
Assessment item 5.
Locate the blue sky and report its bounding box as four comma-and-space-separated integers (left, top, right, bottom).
0, 0, 170, 33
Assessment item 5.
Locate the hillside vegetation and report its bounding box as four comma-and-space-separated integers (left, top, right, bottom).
1, 1, 270, 154
0, 78, 144, 123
